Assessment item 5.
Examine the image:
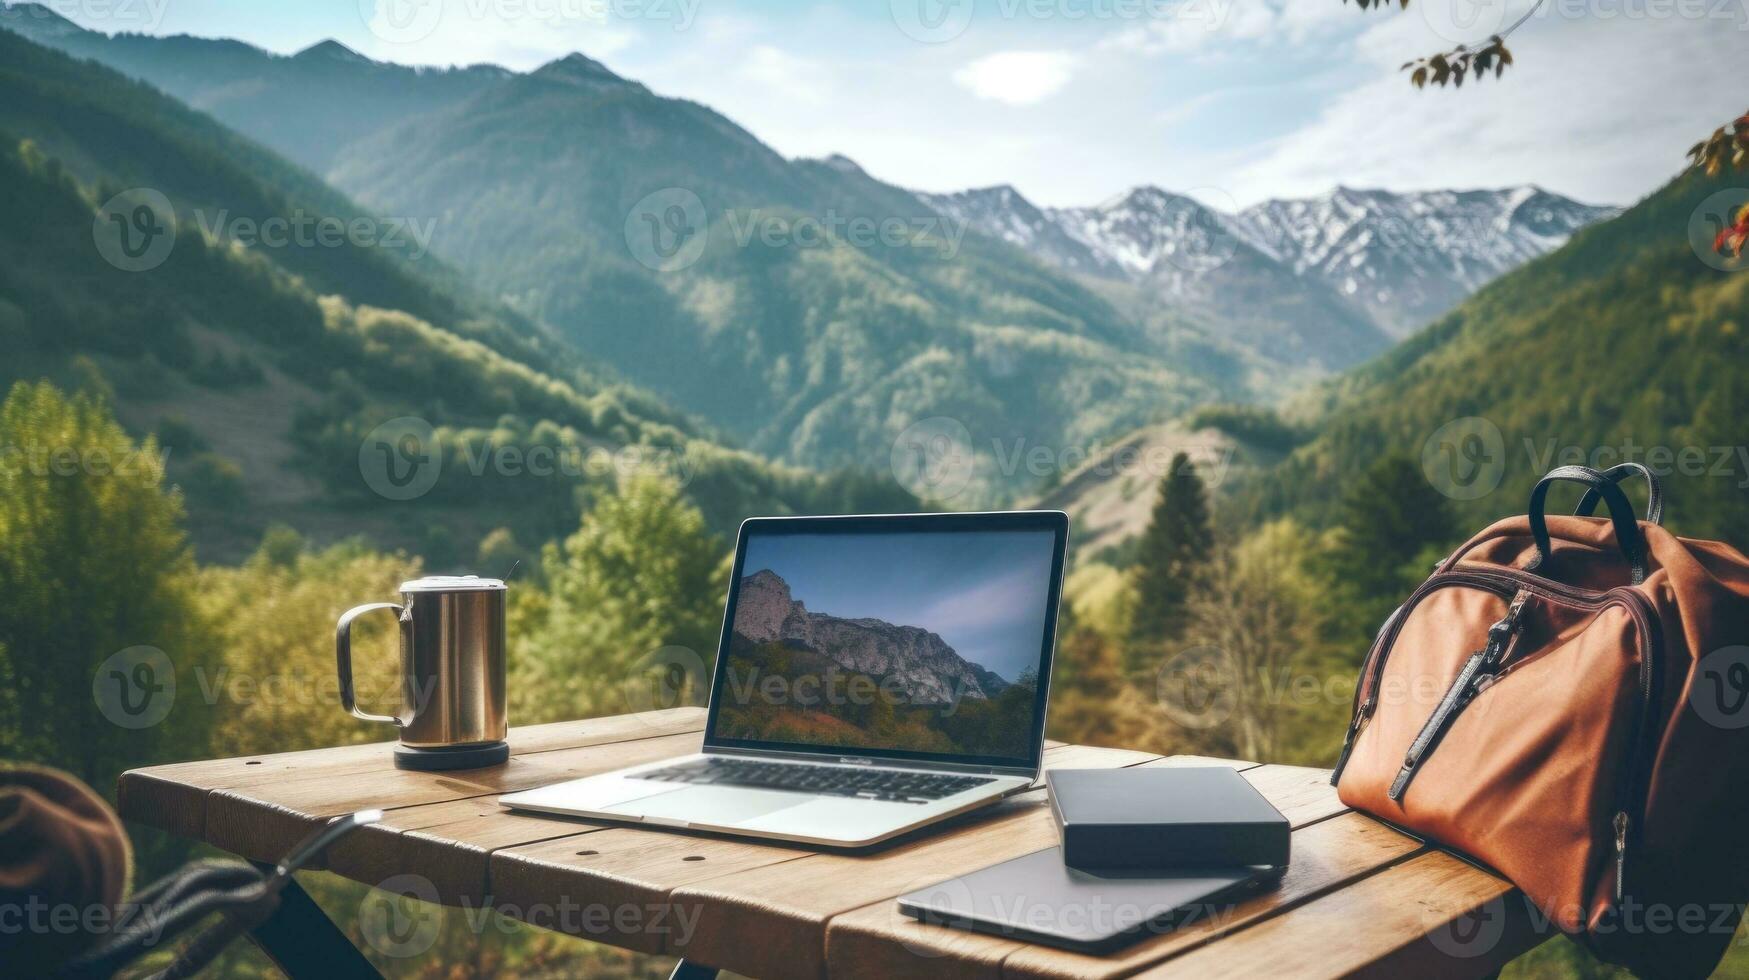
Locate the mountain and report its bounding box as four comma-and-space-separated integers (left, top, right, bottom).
733, 569, 1004, 704
0, 27, 911, 562
1232, 186, 1621, 336
0, 4, 509, 172
1245, 168, 1745, 546
926, 185, 1392, 374
0, 11, 1248, 500
923, 182, 1616, 344
317, 55, 1229, 500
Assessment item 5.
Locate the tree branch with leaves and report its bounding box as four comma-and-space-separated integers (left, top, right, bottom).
1341, 0, 1749, 259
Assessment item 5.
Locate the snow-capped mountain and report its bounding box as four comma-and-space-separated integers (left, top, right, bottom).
923, 183, 1617, 339
923, 185, 1125, 277
926, 184, 1392, 371
1232, 186, 1620, 335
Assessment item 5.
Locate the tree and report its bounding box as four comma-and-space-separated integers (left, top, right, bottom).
1128, 453, 1214, 659
0, 380, 213, 792
1345, 0, 1749, 238
1321, 454, 1459, 648
194, 533, 422, 758
511, 473, 729, 724
1179, 521, 1324, 763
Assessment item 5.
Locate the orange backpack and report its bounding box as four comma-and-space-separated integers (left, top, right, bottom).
1332, 464, 1749, 977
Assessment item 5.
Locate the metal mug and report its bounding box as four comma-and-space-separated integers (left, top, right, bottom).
335, 575, 509, 768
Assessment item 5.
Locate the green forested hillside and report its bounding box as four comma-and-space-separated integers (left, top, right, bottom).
0, 30, 911, 563
325, 59, 1227, 500
1246, 169, 1748, 545
3, 5, 1244, 501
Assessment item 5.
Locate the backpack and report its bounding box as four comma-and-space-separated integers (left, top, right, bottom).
1331, 463, 1749, 977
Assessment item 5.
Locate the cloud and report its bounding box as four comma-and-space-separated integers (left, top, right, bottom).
1226, 14, 1748, 207
739, 45, 832, 105
1101, 0, 1352, 55
953, 50, 1077, 105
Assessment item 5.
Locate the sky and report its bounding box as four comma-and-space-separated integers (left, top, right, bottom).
33, 0, 1749, 208
736, 529, 1057, 683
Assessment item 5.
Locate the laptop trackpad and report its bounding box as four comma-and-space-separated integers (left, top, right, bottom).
603, 786, 806, 826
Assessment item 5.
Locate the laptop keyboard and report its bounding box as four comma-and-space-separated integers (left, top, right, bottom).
634, 757, 996, 804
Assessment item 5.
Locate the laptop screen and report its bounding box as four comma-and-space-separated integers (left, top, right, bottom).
704, 512, 1067, 771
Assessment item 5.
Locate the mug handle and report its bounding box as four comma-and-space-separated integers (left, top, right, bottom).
335, 602, 404, 726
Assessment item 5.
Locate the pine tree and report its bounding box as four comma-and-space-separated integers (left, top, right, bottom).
1128, 453, 1214, 658
1322, 454, 1459, 646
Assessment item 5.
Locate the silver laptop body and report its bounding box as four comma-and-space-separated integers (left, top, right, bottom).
501, 510, 1069, 848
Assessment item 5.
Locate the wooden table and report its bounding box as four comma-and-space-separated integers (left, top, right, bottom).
117, 707, 1552, 978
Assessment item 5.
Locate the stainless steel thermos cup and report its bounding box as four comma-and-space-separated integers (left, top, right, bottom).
335, 575, 510, 770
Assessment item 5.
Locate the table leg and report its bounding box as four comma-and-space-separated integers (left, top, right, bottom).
669, 959, 719, 980
246, 866, 383, 980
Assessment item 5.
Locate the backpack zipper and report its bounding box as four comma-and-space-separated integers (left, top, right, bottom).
1329, 566, 1661, 914
1386, 589, 1529, 802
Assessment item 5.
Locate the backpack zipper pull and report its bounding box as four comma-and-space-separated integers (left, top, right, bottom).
1614, 811, 1630, 902
1388, 590, 1532, 803
1482, 590, 1530, 669
1329, 696, 1375, 786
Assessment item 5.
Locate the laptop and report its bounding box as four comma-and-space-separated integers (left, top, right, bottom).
500, 510, 1069, 848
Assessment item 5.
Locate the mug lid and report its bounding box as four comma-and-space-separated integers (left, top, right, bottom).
400, 575, 507, 593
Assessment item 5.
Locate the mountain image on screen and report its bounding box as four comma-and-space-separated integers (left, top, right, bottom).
716, 570, 1039, 758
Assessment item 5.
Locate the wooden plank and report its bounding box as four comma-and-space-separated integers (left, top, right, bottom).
323, 733, 705, 903
115, 706, 706, 837
822, 765, 1374, 980
660, 745, 1160, 980
203, 728, 704, 863
1134, 851, 1543, 980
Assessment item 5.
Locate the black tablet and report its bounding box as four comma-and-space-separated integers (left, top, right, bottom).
897, 846, 1284, 955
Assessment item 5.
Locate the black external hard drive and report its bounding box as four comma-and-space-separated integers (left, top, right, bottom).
896, 846, 1284, 954
1047, 767, 1291, 871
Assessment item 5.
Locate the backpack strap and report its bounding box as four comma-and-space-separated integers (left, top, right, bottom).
1527, 465, 1647, 584
1574, 462, 1665, 526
